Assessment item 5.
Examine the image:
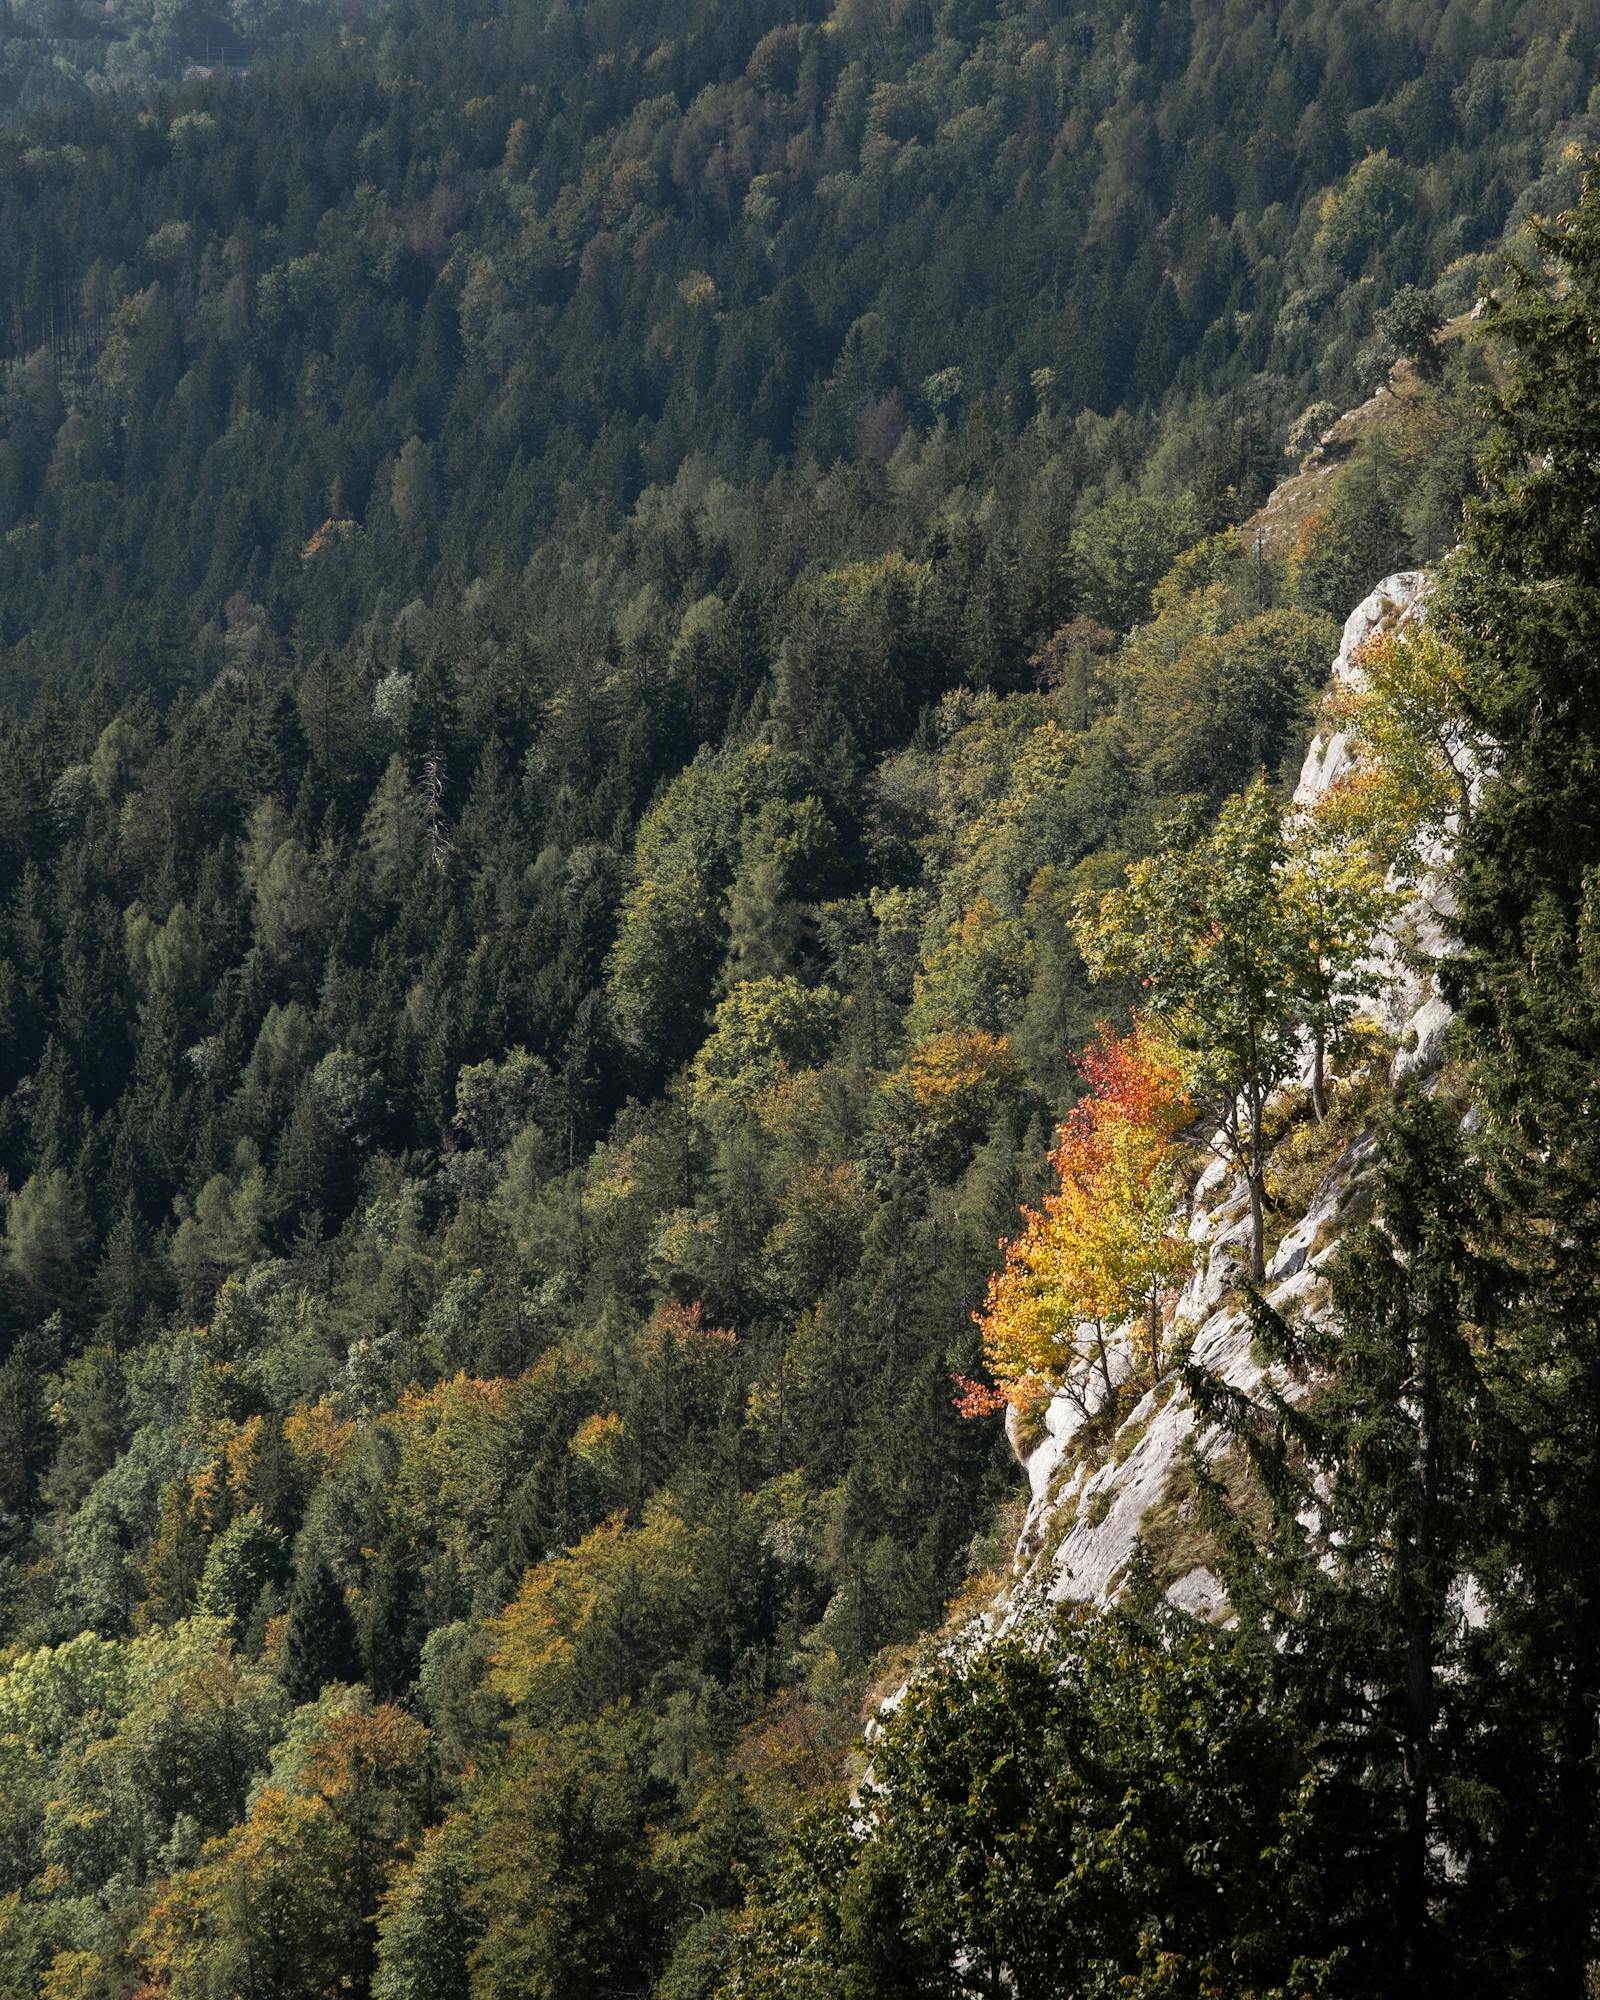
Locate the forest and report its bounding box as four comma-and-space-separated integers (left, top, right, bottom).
1, 0, 1600, 1994
0, 0, 337, 118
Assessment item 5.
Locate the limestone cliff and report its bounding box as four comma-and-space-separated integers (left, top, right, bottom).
985, 570, 1452, 1631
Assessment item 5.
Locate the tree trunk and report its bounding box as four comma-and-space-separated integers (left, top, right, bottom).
1091, 1326, 1115, 1408
1311, 1020, 1328, 1122
1247, 1169, 1266, 1282
1247, 1080, 1267, 1282
1240, 1032, 1268, 1282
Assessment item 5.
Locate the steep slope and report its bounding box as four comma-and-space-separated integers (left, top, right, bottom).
0, 0, 1590, 696
630, 171, 1600, 1997
995, 569, 1444, 1626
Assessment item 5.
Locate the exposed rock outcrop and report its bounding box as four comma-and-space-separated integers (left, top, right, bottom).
986, 572, 1452, 1631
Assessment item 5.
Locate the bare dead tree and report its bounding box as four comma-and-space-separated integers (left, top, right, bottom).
419, 753, 452, 872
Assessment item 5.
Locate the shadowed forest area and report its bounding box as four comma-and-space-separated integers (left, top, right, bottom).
3, 2, 1600, 1994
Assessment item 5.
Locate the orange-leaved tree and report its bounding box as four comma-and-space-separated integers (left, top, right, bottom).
136, 1696, 435, 2000
975, 1025, 1193, 1413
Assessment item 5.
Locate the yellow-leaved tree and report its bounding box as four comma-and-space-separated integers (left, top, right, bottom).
974, 1025, 1193, 1414
1325, 619, 1488, 865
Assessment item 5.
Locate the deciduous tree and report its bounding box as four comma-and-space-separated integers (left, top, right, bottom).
978, 1025, 1192, 1406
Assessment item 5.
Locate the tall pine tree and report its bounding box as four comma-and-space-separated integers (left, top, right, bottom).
1426, 159, 1600, 1992
1191, 1089, 1497, 1994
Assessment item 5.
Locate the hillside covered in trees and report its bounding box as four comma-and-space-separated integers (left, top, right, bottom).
3, 0, 1600, 1994
3, 0, 1592, 696
0, 0, 333, 120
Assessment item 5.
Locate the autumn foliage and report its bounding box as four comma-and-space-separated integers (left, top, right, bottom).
973, 1026, 1193, 1412
135, 1698, 435, 2000
1327, 621, 1483, 862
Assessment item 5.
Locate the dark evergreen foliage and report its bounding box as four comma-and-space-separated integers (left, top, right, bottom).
2, 0, 1600, 1993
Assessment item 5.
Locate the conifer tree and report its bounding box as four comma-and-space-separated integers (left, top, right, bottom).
1190, 1089, 1496, 1992
93, 1202, 160, 1347
283, 1549, 362, 1704
1425, 162, 1600, 1990
25, 1034, 85, 1178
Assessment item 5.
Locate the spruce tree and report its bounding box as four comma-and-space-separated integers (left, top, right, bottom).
282, 1548, 362, 1704
359, 1540, 420, 1701
1191, 1089, 1497, 1993
1426, 162, 1600, 1991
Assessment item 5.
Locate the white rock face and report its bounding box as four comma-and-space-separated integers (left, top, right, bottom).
1291, 568, 1452, 1066
868, 569, 1465, 1764
993, 572, 1454, 1625
1394, 992, 1455, 1079
1167, 1566, 1228, 1621
1293, 571, 1428, 810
